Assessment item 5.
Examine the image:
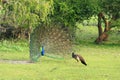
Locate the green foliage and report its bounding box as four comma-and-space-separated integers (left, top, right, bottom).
0, 40, 29, 60
0, 0, 53, 28
98, 0, 120, 28
99, 0, 120, 14
110, 19, 120, 28
52, 0, 99, 27
51, 0, 120, 29
1, 0, 120, 29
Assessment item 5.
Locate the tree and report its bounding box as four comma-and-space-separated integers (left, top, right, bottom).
95, 0, 120, 44
0, 0, 53, 39
50, 0, 99, 38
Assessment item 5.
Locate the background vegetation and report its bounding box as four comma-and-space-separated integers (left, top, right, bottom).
0, 0, 120, 39
0, 0, 120, 80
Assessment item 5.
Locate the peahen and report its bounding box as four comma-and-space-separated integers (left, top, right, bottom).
72, 52, 87, 66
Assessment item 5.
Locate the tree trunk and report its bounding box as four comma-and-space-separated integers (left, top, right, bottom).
98, 13, 103, 37
95, 12, 110, 44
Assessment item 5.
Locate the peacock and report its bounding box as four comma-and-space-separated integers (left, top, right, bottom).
30, 24, 73, 61
40, 46, 45, 56
72, 52, 87, 66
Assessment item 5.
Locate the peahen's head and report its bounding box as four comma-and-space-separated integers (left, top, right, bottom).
72, 52, 75, 58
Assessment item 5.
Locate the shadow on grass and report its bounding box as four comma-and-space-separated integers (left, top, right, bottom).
75, 40, 120, 48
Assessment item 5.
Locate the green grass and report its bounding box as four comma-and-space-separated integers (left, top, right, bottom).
0, 50, 120, 80
0, 39, 29, 60
0, 26, 120, 80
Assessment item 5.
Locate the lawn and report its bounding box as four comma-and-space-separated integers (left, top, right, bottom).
0, 26, 120, 80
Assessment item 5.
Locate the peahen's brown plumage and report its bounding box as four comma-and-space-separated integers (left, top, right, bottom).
72, 52, 87, 66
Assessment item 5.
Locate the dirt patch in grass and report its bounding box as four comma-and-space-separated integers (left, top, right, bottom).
0, 59, 33, 64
